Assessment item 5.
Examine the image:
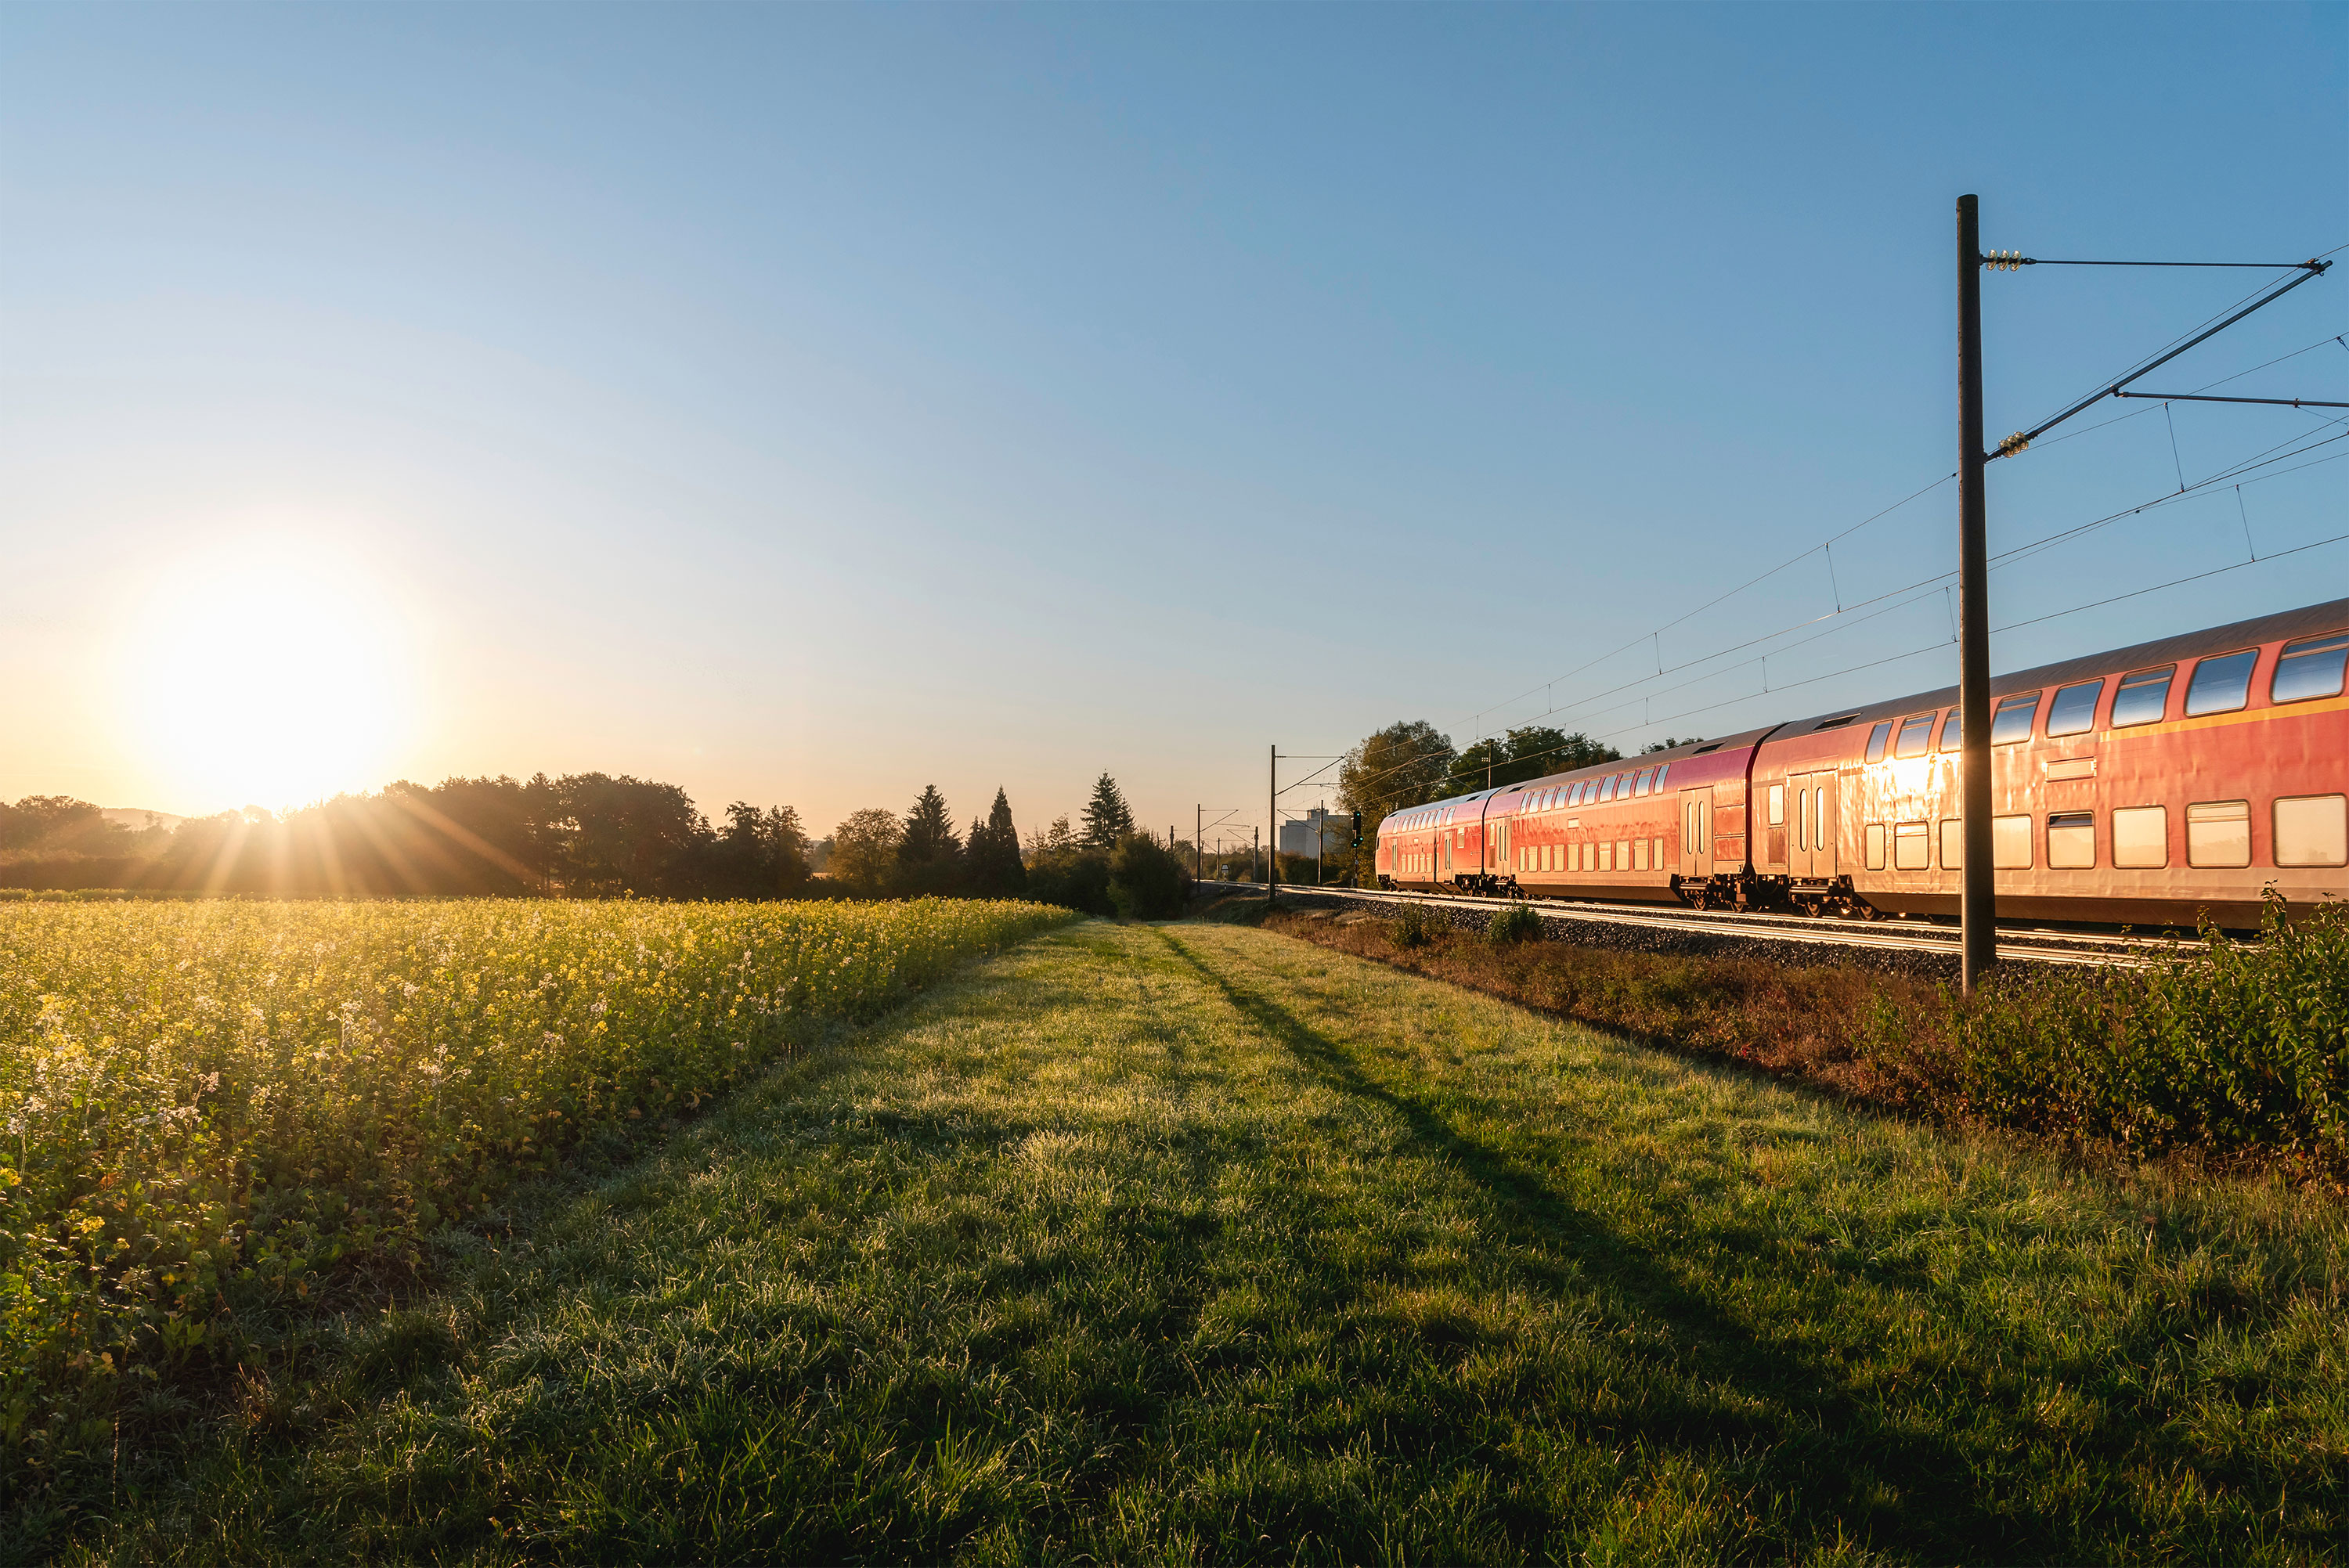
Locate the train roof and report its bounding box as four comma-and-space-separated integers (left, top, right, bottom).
1773, 596, 2349, 737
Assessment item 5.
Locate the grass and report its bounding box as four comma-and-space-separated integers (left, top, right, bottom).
49, 917, 2349, 1563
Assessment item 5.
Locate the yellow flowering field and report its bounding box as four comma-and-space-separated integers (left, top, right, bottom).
0, 896, 1073, 1447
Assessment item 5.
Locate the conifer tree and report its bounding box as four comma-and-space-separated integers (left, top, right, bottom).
966, 787, 1027, 896
1080, 772, 1134, 849
899, 784, 962, 867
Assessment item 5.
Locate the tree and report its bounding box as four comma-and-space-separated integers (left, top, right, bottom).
1642, 736, 1702, 754
1337, 720, 1455, 824
1023, 815, 1076, 861
1080, 773, 1134, 849
1444, 726, 1619, 795
965, 788, 1027, 897
900, 785, 962, 865
894, 784, 964, 893
829, 809, 903, 894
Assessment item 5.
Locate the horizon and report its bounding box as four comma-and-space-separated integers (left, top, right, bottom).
4, 4, 2342, 839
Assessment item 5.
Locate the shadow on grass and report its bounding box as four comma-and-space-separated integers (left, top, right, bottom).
1153, 926, 2060, 1561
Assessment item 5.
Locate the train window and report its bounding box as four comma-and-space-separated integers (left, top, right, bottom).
1652, 764, 1669, 791
1894, 821, 1930, 870
1864, 823, 1886, 870
1633, 769, 1654, 797
2046, 680, 2102, 738
2113, 806, 2167, 868
1633, 838, 1649, 871
1940, 818, 1962, 869
2187, 800, 2251, 868
2185, 650, 2258, 716
2275, 795, 2347, 867
1865, 723, 1892, 762
2274, 633, 2349, 704
1653, 835, 1665, 867
2048, 811, 2096, 869
2109, 666, 2174, 728
1768, 784, 1784, 827
1939, 708, 1961, 752
1992, 691, 2040, 744
1894, 714, 1935, 759
1994, 814, 2032, 868
1616, 838, 1631, 869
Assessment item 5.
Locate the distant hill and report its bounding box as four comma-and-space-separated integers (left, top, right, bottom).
102, 808, 187, 831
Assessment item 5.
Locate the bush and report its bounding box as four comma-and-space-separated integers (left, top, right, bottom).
1945, 892, 2349, 1163
1487, 901, 1544, 946
1110, 834, 1190, 921
1026, 849, 1115, 917
1391, 899, 1436, 948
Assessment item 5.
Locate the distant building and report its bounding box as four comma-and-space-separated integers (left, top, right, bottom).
1279, 809, 1349, 858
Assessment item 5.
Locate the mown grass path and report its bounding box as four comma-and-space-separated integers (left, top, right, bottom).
80, 921, 2347, 1564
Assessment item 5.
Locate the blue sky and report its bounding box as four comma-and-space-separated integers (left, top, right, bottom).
2, 2, 2342, 842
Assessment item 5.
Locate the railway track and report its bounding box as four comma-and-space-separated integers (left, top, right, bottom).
1200, 880, 2193, 968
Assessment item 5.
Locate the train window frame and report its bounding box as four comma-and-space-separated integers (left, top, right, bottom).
1865, 722, 1892, 763
1893, 714, 1935, 759
1767, 784, 1785, 827
2048, 810, 2096, 870
2045, 679, 2102, 738
2109, 665, 2174, 729
1651, 764, 1669, 791
1633, 768, 1654, 797
2112, 805, 2167, 869
2185, 649, 2258, 717
2271, 632, 2349, 705
1938, 708, 1961, 753
2186, 799, 2251, 868
1939, 817, 1962, 869
1991, 690, 2040, 744
1994, 814, 2032, 868
1893, 820, 1930, 871
1864, 823, 1886, 871
2274, 795, 2347, 867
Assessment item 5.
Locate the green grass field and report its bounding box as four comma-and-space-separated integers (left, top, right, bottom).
65, 920, 2349, 1563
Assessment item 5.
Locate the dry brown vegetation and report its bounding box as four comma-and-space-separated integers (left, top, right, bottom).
1243, 903, 1940, 1105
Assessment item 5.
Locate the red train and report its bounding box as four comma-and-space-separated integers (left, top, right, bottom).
1375, 598, 2349, 928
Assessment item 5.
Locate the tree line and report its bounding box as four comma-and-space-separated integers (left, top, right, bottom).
0, 769, 1188, 916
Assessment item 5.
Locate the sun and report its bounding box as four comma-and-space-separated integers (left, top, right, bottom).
121, 543, 414, 813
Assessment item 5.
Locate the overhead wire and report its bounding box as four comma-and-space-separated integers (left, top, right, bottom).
1336, 255, 2347, 806
1334, 426, 2345, 801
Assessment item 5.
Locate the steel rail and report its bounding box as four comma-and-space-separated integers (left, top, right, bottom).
1200, 881, 2193, 968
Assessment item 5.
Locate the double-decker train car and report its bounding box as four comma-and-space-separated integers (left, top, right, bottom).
1375, 598, 2348, 926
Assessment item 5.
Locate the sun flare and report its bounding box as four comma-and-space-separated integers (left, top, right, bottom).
120, 545, 414, 813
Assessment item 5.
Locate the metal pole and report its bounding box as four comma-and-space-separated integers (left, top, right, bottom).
1268, 745, 1277, 901
1958, 193, 1995, 994
1318, 799, 1326, 886
1196, 806, 1202, 880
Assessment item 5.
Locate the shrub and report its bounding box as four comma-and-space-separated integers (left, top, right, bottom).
1487, 902, 1544, 946
1391, 899, 1436, 949
1945, 892, 2349, 1162
1027, 849, 1115, 917
1109, 834, 1190, 921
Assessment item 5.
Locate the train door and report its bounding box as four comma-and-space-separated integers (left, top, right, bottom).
1791, 772, 1838, 879
1677, 788, 1712, 880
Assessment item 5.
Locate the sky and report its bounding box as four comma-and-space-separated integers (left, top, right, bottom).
2, 2, 2343, 848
